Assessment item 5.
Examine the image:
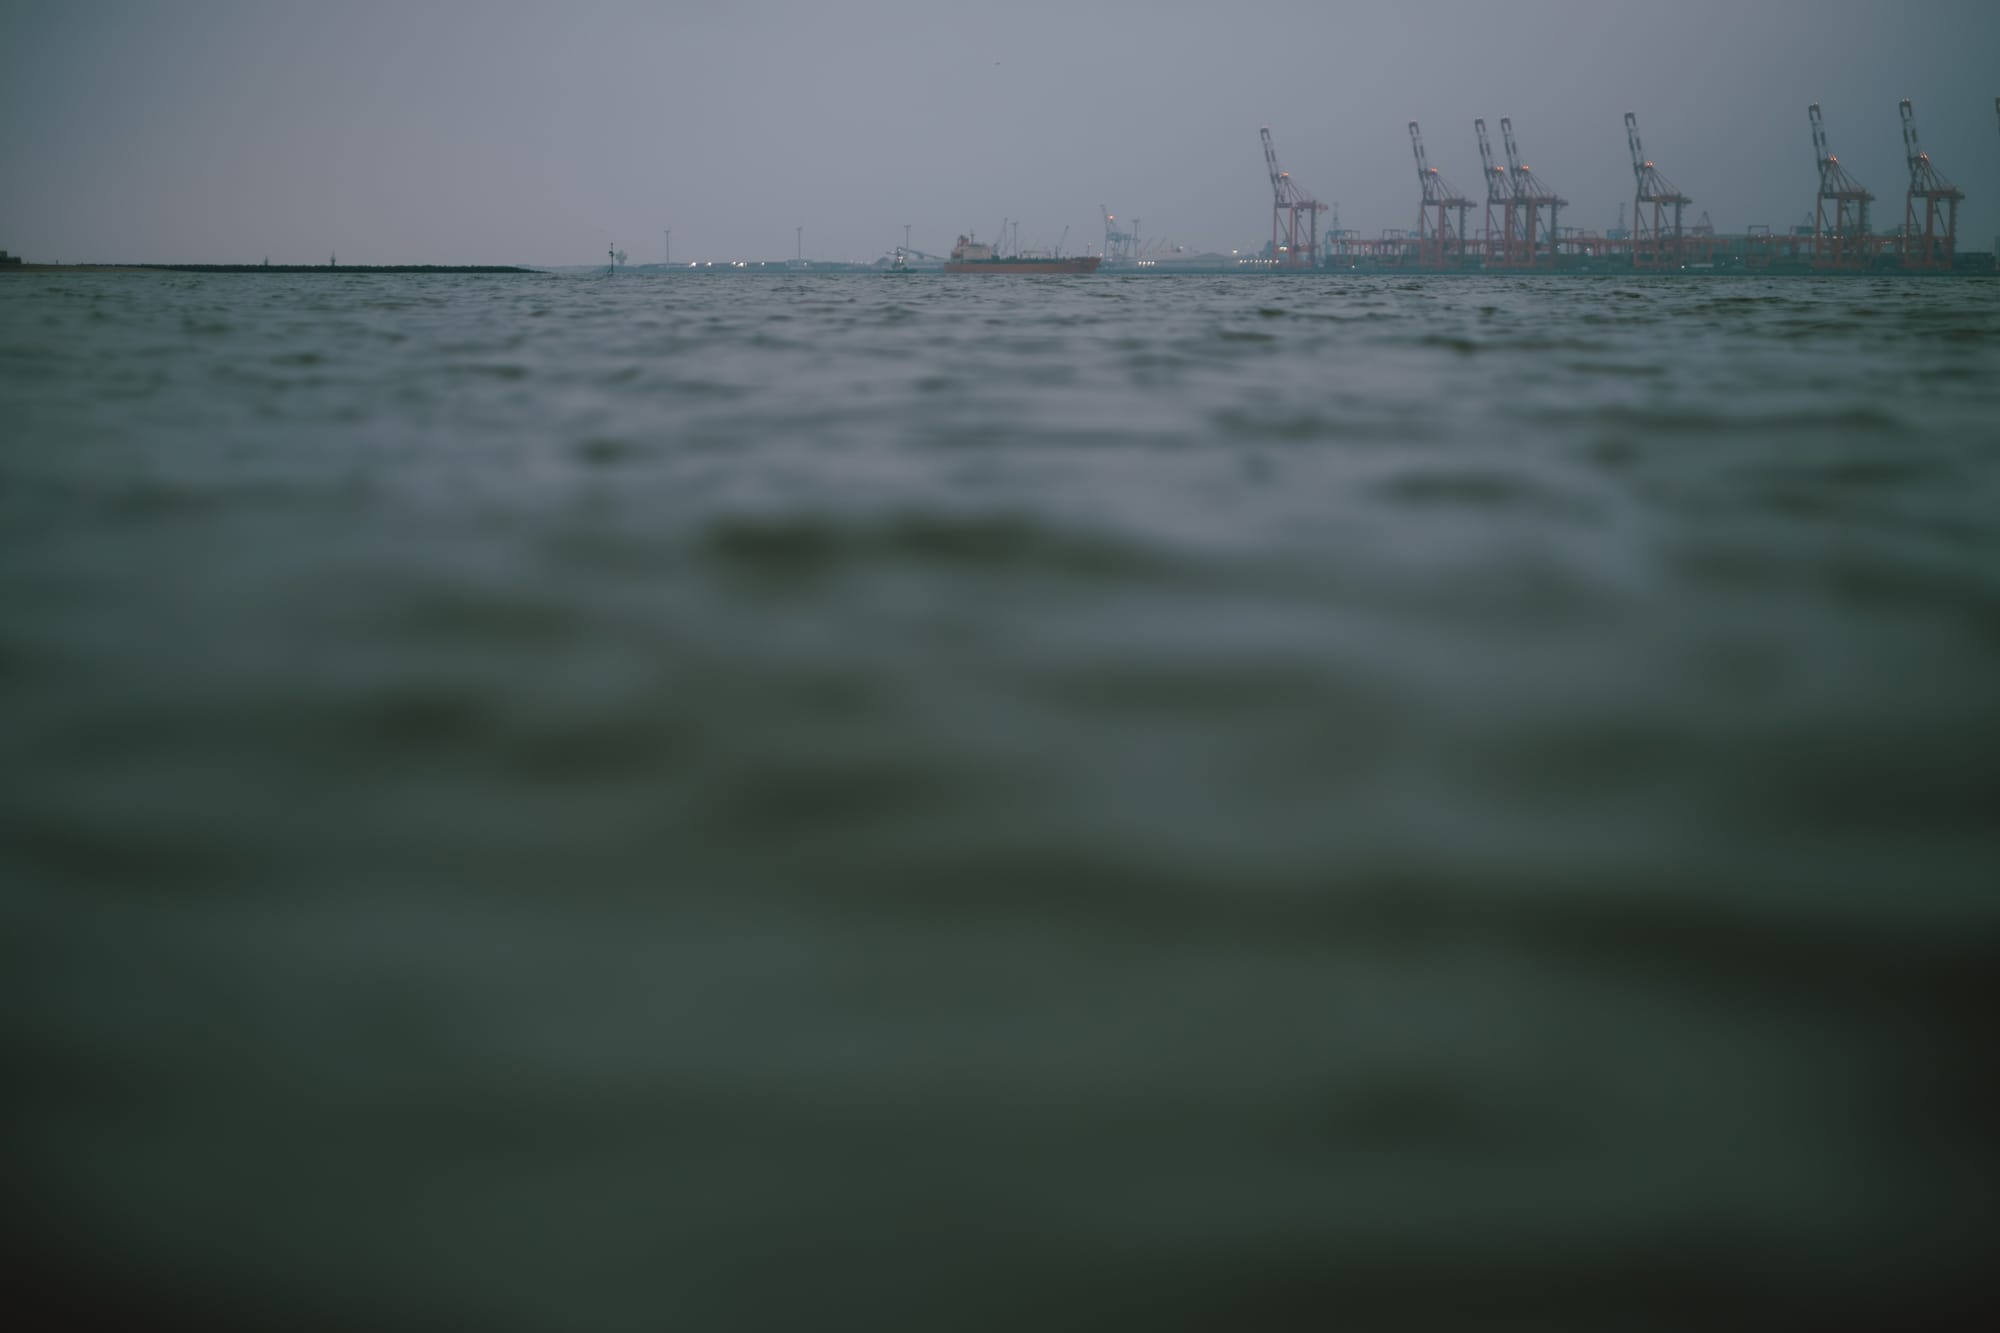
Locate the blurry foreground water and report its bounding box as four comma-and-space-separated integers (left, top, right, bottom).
3, 271, 1998, 1329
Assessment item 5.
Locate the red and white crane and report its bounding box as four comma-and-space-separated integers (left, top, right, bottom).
1260, 127, 1327, 268
1899, 98, 1962, 270
1409, 121, 1471, 269
1473, 119, 1515, 267
1501, 118, 1564, 269
1625, 112, 1692, 269
1808, 103, 1874, 271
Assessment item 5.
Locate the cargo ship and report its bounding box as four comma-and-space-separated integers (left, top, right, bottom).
946, 234, 1100, 274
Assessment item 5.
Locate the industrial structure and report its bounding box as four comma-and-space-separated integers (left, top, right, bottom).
1503, 120, 1564, 268
1259, 128, 1326, 268
1624, 112, 1692, 269
1474, 119, 1514, 266
1408, 122, 1472, 269
1476, 118, 1564, 269
1243, 101, 1986, 275
1808, 103, 1875, 271
1899, 98, 1962, 270
1100, 207, 1139, 265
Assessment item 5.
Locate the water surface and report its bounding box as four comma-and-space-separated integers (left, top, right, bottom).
4, 271, 1998, 1329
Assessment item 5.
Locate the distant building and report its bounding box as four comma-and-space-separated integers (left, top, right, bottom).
0, 249, 22, 266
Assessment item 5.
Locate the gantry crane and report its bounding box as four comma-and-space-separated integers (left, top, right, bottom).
1501, 118, 1564, 269
1474, 119, 1516, 267
1260, 127, 1326, 268
1808, 103, 1874, 271
1100, 206, 1137, 265
1625, 112, 1692, 269
1409, 121, 1471, 269
1899, 98, 1962, 270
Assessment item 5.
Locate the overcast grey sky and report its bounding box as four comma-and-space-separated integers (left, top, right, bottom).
3, 0, 1996, 264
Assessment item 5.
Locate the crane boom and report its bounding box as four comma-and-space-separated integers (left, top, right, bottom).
1898, 98, 1961, 194
1809, 102, 1832, 185
1625, 112, 1648, 183
1500, 117, 1524, 175
1260, 127, 1285, 201
1408, 121, 1432, 181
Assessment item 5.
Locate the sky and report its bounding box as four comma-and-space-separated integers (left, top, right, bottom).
2, 0, 1997, 265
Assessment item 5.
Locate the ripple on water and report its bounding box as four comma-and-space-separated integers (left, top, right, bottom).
699, 509, 1182, 583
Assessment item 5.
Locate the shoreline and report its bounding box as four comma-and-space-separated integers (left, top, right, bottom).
4, 260, 1992, 278
1, 263, 535, 274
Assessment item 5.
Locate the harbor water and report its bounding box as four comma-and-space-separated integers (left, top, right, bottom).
3, 270, 1998, 1329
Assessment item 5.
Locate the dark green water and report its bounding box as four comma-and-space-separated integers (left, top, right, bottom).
3, 271, 1997, 1329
